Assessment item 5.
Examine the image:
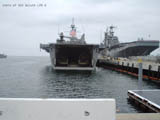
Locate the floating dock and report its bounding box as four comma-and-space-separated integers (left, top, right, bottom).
97, 57, 160, 82
128, 90, 160, 113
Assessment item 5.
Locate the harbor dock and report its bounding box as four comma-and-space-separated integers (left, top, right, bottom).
97, 57, 160, 82
0, 98, 115, 120
117, 113, 160, 120
0, 98, 160, 120
97, 57, 160, 113
128, 90, 160, 113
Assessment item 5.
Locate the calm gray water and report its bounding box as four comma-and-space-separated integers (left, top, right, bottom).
0, 56, 160, 113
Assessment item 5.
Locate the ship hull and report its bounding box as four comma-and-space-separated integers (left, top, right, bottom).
108, 40, 159, 57
0, 54, 7, 58
41, 43, 99, 71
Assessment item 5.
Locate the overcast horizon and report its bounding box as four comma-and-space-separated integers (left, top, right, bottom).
0, 0, 160, 56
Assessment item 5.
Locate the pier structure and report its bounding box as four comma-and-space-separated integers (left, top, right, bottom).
0, 98, 115, 120
117, 113, 160, 120
97, 57, 160, 82
128, 90, 160, 113
0, 98, 160, 120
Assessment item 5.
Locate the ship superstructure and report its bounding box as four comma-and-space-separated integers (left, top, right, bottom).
40, 20, 99, 71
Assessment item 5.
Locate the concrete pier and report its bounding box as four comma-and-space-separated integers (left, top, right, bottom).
0, 98, 115, 120
128, 90, 160, 113
117, 113, 160, 120
97, 57, 160, 82
0, 98, 160, 119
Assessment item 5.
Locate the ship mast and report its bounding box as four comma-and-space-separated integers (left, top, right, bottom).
57, 18, 86, 43
71, 18, 75, 31
70, 18, 77, 38
104, 26, 116, 48
109, 26, 115, 37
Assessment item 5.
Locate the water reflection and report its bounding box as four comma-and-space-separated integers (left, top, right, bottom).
40, 67, 103, 98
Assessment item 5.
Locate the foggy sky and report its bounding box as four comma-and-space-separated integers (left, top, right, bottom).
0, 0, 160, 56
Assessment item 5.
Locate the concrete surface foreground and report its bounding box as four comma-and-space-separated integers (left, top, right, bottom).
0, 98, 115, 120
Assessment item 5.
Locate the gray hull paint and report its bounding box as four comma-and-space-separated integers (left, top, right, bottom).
41, 43, 99, 71
108, 41, 159, 57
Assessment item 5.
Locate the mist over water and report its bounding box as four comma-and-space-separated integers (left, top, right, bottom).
0, 56, 160, 113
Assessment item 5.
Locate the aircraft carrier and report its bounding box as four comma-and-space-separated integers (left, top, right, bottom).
40, 21, 99, 71
100, 26, 159, 58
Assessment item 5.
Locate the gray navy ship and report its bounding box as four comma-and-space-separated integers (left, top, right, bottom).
0, 54, 7, 58
100, 26, 159, 58
40, 20, 99, 71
